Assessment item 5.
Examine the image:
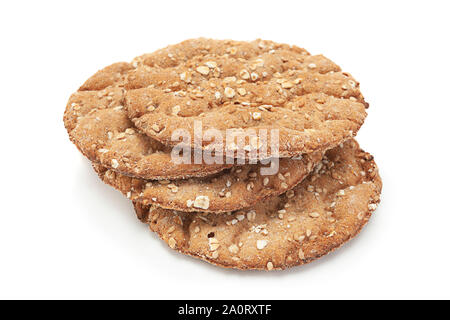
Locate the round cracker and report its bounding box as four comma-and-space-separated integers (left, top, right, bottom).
94, 150, 322, 213
64, 63, 231, 180
134, 139, 381, 270
124, 38, 368, 157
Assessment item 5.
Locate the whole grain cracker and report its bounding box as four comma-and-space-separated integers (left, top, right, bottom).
124, 38, 368, 157
134, 139, 382, 270
93, 151, 322, 213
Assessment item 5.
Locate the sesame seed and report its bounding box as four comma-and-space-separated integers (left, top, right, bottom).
237, 88, 246, 95
186, 199, 194, 207
258, 104, 272, 111
224, 87, 235, 98
151, 124, 160, 132
282, 81, 294, 89
168, 238, 176, 249
111, 159, 119, 169
252, 112, 262, 120
298, 249, 305, 260
193, 195, 210, 209
116, 132, 126, 140
205, 61, 217, 68
224, 76, 237, 83
239, 69, 250, 79
309, 212, 320, 218
247, 210, 256, 221
257, 240, 268, 250
196, 66, 210, 75
208, 237, 220, 251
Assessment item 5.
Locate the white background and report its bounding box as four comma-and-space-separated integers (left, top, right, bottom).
1, 0, 449, 300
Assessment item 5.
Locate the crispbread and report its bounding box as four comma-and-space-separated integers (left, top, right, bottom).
93, 150, 322, 213
134, 139, 382, 270
124, 38, 368, 157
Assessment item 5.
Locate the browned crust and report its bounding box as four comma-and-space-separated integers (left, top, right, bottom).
133, 139, 382, 270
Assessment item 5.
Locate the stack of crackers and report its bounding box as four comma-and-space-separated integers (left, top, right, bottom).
64, 39, 381, 270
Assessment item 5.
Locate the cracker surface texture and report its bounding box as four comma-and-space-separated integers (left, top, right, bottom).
134, 140, 382, 270
94, 151, 322, 213
64, 62, 231, 179
125, 38, 368, 156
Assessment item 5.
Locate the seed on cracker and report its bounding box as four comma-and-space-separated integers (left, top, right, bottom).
224, 87, 235, 98
193, 195, 210, 210
257, 240, 268, 250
